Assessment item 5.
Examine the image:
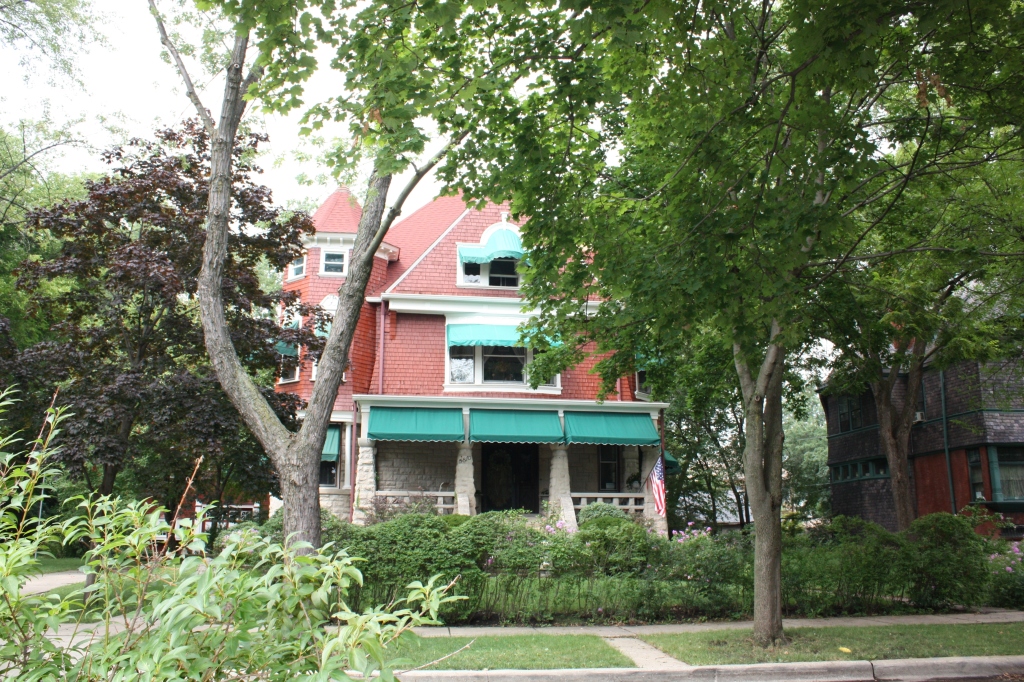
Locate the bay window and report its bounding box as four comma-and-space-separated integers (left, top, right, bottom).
991, 446, 1024, 501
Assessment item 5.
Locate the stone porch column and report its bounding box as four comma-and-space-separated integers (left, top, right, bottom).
548, 444, 578, 532
623, 446, 641, 490
641, 445, 669, 534
352, 438, 377, 525
455, 441, 476, 516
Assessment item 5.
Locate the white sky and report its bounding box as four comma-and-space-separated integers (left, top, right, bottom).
0, 1, 443, 216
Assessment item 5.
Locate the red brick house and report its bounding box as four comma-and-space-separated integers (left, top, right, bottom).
822, 361, 1024, 537
276, 188, 668, 529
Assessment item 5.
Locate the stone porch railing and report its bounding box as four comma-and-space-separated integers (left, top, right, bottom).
572, 493, 646, 514
375, 490, 457, 514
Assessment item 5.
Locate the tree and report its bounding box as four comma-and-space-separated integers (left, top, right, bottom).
302, 0, 1024, 646
148, 0, 518, 547
812, 160, 1024, 529
0, 0, 100, 78
5, 122, 308, 504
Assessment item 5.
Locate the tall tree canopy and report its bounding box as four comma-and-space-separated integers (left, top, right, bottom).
209, 0, 1024, 643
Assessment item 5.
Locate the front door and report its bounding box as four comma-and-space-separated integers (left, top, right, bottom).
481, 443, 540, 513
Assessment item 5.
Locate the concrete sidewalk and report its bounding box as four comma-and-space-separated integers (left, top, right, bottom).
412, 609, 1024, 638
23, 570, 85, 595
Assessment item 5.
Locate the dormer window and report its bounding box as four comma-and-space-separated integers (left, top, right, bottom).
488, 259, 519, 287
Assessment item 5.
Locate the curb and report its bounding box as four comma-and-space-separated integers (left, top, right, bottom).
398, 655, 1024, 681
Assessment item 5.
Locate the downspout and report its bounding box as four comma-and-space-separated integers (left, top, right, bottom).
940, 370, 956, 514
349, 409, 359, 523
377, 301, 387, 394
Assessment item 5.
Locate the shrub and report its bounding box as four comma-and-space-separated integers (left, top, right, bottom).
0, 393, 460, 679
261, 507, 352, 546
577, 502, 629, 524
986, 540, 1024, 608
902, 512, 988, 608
579, 516, 632, 531
441, 513, 472, 530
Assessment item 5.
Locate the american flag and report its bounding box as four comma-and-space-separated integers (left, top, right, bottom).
648, 455, 667, 517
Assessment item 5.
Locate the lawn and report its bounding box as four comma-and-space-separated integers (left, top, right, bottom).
642, 623, 1024, 665
35, 557, 84, 574
384, 634, 634, 670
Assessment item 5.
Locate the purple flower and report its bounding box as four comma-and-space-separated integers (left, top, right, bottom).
1007, 566, 1015, 573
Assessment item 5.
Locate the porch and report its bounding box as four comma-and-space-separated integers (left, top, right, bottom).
350, 396, 670, 530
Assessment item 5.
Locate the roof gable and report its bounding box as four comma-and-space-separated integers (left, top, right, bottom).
382, 194, 468, 290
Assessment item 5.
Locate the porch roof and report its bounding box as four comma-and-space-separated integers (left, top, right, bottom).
563, 411, 661, 446
366, 406, 465, 442
469, 409, 563, 443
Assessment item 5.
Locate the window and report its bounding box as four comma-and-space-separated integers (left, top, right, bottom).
831, 458, 889, 483
447, 345, 558, 388
636, 370, 651, 395
483, 345, 525, 382
968, 449, 985, 500
992, 447, 1024, 501
287, 256, 305, 279
449, 346, 475, 383
488, 258, 519, 287
463, 262, 481, 283
279, 362, 300, 383
321, 251, 346, 275
837, 395, 863, 432
599, 446, 619, 491
320, 426, 341, 487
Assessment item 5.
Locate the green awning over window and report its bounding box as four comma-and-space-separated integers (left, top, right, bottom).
321, 426, 341, 462
563, 411, 660, 446
458, 228, 524, 264
447, 324, 522, 347
367, 407, 465, 442
469, 409, 564, 443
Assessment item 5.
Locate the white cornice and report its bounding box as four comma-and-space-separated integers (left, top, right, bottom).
382, 293, 536, 316
353, 394, 667, 419
303, 234, 399, 261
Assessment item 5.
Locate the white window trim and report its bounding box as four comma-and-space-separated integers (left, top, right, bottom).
318, 248, 350, 277
444, 345, 561, 394
310, 359, 347, 384
278, 359, 301, 384
286, 254, 306, 281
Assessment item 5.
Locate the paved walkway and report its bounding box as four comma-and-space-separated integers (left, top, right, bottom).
413, 609, 1024, 640
23, 570, 85, 595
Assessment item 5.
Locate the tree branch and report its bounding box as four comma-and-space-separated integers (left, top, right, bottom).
147, 0, 216, 133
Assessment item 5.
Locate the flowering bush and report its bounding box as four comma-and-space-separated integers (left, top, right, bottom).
987, 541, 1024, 608
576, 501, 629, 524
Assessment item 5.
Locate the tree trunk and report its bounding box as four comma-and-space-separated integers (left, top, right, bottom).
870, 346, 927, 531
733, 321, 786, 647
98, 463, 118, 496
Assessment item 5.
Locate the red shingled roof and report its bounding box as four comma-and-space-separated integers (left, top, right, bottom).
312, 187, 363, 233
382, 194, 468, 289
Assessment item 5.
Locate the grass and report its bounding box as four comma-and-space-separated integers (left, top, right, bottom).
35, 557, 84, 574
642, 623, 1024, 665
384, 634, 635, 670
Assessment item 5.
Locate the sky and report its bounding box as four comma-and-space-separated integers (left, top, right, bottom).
0, 1, 443, 217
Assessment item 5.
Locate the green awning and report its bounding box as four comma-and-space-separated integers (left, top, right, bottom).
367, 407, 465, 442
563, 411, 660, 446
469, 409, 564, 443
663, 451, 681, 475
275, 341, 298, 357
447, 324, 522, 347
321, 426, 341, 462
458, 228, 524, 264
